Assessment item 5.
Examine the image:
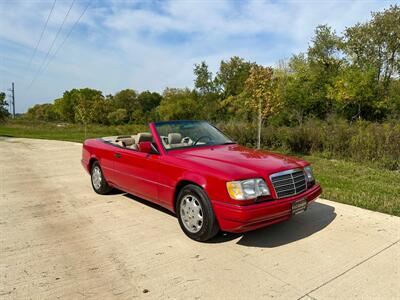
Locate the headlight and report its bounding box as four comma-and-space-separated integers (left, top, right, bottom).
226, 178, 270, 200
304, 166, 314, 182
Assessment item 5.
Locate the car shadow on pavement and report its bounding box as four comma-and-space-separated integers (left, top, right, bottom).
210, 201, 336, 248
121, 192, 336, 248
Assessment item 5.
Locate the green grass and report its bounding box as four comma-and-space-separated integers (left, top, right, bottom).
305, 156, 400, 216
1, 119, 399, 216
0, 120, 146, 143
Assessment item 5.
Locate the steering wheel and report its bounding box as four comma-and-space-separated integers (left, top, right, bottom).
193, 135, 212, 146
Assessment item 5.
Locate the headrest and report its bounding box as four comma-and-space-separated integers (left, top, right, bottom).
168, 133, 182, 144
135, 132, 153, 144
117, 137, 135, 146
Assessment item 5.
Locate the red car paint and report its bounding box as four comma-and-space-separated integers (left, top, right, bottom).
81, 122, 322, 233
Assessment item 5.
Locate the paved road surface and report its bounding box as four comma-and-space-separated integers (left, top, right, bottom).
0, 137, 399, 299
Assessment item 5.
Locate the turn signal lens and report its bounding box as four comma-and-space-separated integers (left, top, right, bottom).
226, 178, 270, 200
226, 181, 245, 200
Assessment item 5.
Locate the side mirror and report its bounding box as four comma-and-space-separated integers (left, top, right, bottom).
138, 141, 156, 154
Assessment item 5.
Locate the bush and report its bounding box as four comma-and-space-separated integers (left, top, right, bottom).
218, 118, 400, 170
107, 109, 128, 125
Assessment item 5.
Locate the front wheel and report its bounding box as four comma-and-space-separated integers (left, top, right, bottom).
91, 161, 112, 195
176, 184, 219, 241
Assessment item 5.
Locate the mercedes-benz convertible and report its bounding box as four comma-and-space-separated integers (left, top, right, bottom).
81, 120, 322, 241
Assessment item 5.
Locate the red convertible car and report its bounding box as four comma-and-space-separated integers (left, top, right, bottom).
82, 120, 322, 241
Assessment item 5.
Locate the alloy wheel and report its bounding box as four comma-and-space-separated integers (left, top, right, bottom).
180, 194, 203, 233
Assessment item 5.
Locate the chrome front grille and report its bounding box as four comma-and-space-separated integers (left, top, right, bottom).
270, 169, 307, 199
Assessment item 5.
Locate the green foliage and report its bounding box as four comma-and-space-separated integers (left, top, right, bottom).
26, 103, 59, 122
51, 88, 103, 123
108, 108, 128, 125
0, 119, 146, 143
157, 88, 200, 120
17, 4, 400, 167
112, 89, 137, 122
0, 92, 10, 123
134, 91, 162, 123
344, 6, 399, 81
194, 61, 217, 94
219, 118, 400, 170
216, 56, 255, 98
244, 65, 282, 120
24, 5, 400, 126
327, 66, 377, 120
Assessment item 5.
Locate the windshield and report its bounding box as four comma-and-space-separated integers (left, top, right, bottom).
154, 121, 234, 150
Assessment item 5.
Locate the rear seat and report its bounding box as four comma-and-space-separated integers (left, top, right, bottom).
114, 132, 153, 151
115, 137, 137, 149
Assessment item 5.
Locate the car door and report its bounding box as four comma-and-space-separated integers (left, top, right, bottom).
112, 147, 160, 203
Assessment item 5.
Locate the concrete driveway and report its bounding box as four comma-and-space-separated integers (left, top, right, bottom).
0, 137, 399, 299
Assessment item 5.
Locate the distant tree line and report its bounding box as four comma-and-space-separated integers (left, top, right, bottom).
24, 5, 399, 126
0, 92, 10, 123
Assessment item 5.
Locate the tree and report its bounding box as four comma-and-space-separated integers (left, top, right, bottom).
112, 89, 138, 122
157, 88, 200, 121
194, 61, 217, 94
54, 88, 103, 123
244, 65, 282, 148
75, 94, 96, 138
193, 62, 221, 121
306, 25, 343, 118
344, 5, 400, 94
328, 66, 376, 121
0, 92, 9, 123
91, 97, 113, 125
108, 108, 128, 125
137, 91, 162, 112
132, 91, 162, 123
26, 103, 59, 121
216, 56, 255, 98
308, 25, 343, 67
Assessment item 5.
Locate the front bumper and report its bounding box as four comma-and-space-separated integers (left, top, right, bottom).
212, 183, 322, 233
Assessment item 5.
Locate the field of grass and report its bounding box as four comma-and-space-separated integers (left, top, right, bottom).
0, 120, 146, 143
305, 156, 399, 216
1, 119, 399, 216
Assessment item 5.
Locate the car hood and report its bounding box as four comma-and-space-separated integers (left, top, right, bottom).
172, 144, 307, 180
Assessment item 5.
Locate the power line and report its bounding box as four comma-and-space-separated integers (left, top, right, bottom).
26, 0, 57, 72
26, 0, 76, 90
43, 0, 92, 74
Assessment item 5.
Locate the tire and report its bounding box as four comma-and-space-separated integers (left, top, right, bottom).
176, 184, 219, 241
90, 161, 112, 195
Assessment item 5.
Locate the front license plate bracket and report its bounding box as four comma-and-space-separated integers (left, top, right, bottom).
292, 198, 307, 215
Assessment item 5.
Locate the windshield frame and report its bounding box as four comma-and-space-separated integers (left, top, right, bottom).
153, 120, 236, 152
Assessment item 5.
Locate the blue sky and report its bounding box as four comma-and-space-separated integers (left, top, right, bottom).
0, 0, 397, 113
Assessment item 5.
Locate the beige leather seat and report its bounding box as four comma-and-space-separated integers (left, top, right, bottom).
168, 133, 186, 148
114, 137, 135, 149
134, 132, 153, 144
113, 133, 153, 151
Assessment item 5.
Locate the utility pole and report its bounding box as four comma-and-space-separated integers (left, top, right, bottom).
7, 83, 15, 118
11, 82, 15, 118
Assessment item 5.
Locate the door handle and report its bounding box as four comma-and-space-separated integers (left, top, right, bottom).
114, 153, 122, 158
